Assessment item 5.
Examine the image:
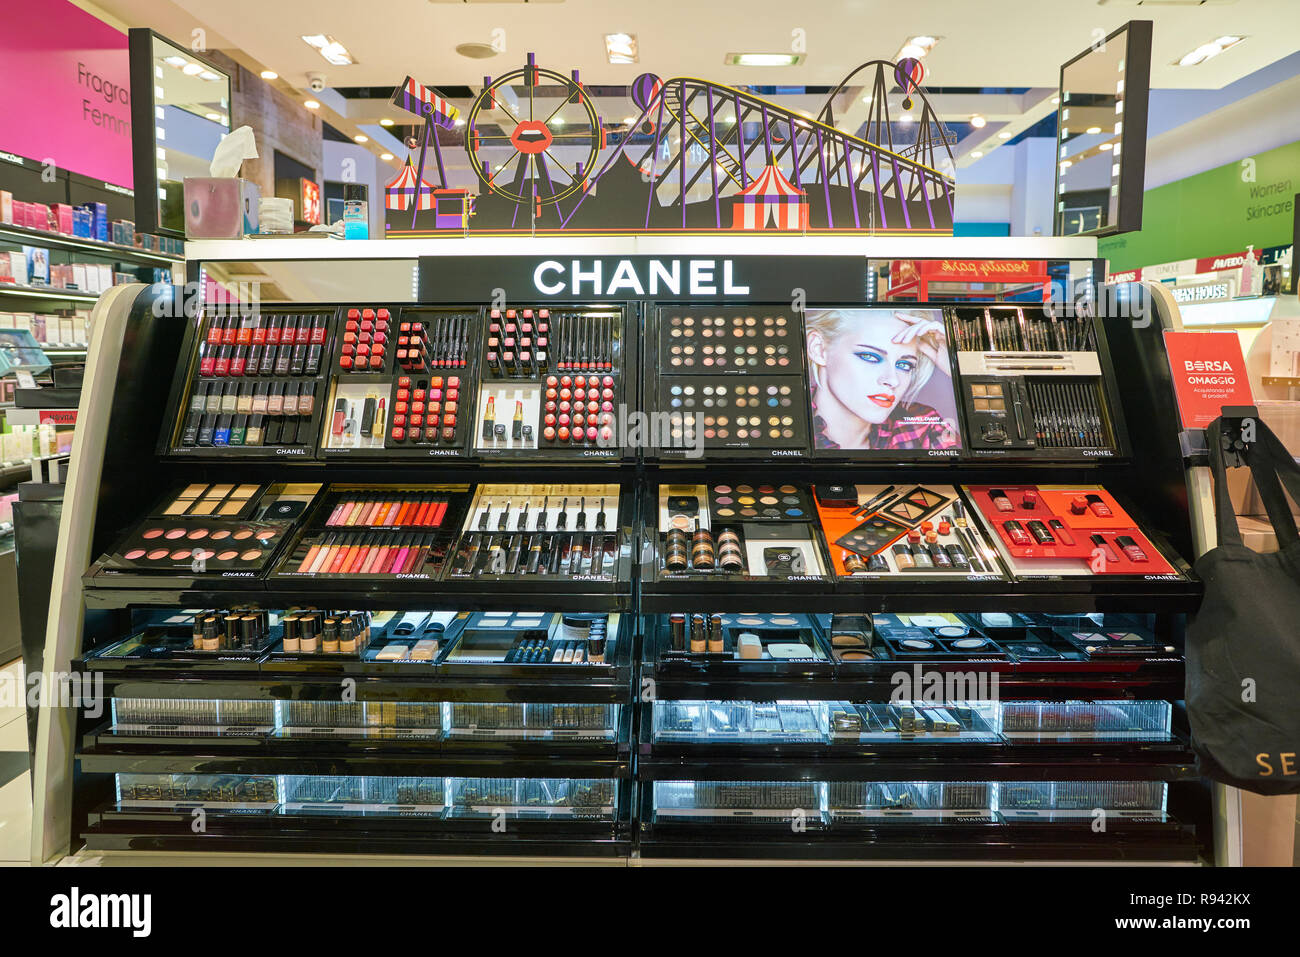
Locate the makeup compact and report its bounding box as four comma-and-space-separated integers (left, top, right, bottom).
93, 483, 322, 581
869, 614, 1006, 659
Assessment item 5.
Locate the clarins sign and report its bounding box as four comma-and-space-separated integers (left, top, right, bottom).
419, 255, 867, 303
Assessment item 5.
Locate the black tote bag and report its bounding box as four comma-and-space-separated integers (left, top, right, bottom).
1186, 417, 1300, 794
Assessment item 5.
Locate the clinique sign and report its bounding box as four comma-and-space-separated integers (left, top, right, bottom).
418, 255, 867, 303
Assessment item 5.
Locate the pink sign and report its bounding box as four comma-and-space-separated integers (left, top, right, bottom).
0, 0, 132, 188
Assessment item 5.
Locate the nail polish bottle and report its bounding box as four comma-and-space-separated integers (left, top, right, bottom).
989, 489, 1014, 512
1003, 520, 1032, 546
1086, 494, 1113, 518
213, 414, 232, 446
246, 414, 265, 446
1089, 534, 1120, 563
1115, 535, 1148, 562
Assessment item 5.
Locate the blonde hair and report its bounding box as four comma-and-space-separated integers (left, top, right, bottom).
804, 308, 938, 405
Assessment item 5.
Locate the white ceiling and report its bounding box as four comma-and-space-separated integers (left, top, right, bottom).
87, 0, 1300, 175
95, 0, 1300, 90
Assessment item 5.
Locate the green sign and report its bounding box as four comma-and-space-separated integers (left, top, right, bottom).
1099, 139, 1298, 272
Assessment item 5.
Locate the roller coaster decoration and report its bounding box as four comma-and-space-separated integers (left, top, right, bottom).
384, 54, 955, 237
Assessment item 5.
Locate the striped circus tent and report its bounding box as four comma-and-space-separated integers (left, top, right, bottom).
385, 157, 436, 212
731, 163, 809, 230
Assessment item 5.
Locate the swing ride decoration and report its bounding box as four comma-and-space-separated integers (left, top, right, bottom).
384, 52, 955, 237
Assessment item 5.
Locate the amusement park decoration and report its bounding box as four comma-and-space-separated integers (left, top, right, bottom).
385, 53, 955, 237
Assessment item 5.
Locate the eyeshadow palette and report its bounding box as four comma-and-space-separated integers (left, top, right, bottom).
708, 483, 812, 522
440, 611, 620, 668
813, 484, 1006, 579
95, 483, 322, 579
659, 377, 807, 449
660, 612, 825, 662
659, 308, 803, 373
871, 614, 1007, 659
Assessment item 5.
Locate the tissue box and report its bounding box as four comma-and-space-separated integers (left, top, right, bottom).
183, 178, 260, 239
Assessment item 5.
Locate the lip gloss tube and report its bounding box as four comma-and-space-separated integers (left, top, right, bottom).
389, 535, 413, 573
358, 498, 384, 526
339, 534, 371, 574
327, 537, 353, 574
298, 540, 324, 572
344, 499, 367, 526
371, 500, 394, 526
374, 538, 400, 574
430, 500, 448, 527
307, 535, 338, 574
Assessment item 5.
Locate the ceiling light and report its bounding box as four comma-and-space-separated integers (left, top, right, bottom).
1176, 35, 1244, 66
605, 33, 638, 64
454, 117, 466, 127
205, 113, 221, 121
970, 114, 986, 128
354, 134, 368, 143
971, 150, 984, 158
380, 152, 394, 161
303, 99, 320, 110
724, 53, 804, 67
898, 112, 915, 123
1086, 126, 1101, 135
302, 34, 356, 67
198, 70, 219, 81
998, 130, 1012, 139
163, 55, 187, 68
894, 36, 940, 61
260, 70, 278, 80
1060, 160, 1072, 169
379, 118, 394, 127
455, 42, 499, 60
1051, 96, 1060, 106
182, 62, 204, 76
621, 115, 636, 126
1099, 142, 1114, 150
861, 95, 872, 105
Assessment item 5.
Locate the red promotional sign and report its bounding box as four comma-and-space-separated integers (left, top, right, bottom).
1163, 331, 1254, 429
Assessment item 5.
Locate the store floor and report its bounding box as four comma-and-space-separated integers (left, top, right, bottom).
0, 658, 32, 866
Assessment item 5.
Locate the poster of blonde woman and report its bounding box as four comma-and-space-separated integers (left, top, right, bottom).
805, 308, 962, 452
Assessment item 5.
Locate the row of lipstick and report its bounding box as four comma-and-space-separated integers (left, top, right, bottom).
293, 534, 441, 576
486, 308, 550, 377
324, 496, 451, 528
414, 313, 473, 369
200, 315, 328, 378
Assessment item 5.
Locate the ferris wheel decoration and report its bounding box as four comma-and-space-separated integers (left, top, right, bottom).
466, 53, 605, 210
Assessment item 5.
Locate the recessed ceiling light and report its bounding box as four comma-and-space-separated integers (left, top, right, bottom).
605, 33, 638, 64
971, 150, 984, 158
1099, 142, 1114, 151
301, 34, 356, 67
998, 131, 1012, 139
725, 53, 805, 67
354, 134, 368, 143
454, 117, 466, 127
1086, 126, 1101, 135
380, 152, 394, 161
970, 114, 986, 129
163, 55, 187, 68
198, 71, 220, 81
894, 36, 940, 61
455, 42, 499, 60
1051, 96, 1060, 106
898, 112, 915, 123
182, 62, 204, 76
1060, 160, 1072, 169
621, 115, 636, 126
1176, 35, 1244, 67
303, 99, 320, 110
205, 113, 221, 121
379, 118, 394, 127
260, 70, 278, 80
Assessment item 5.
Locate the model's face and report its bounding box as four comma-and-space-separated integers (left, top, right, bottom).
820, 315, 918, 425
